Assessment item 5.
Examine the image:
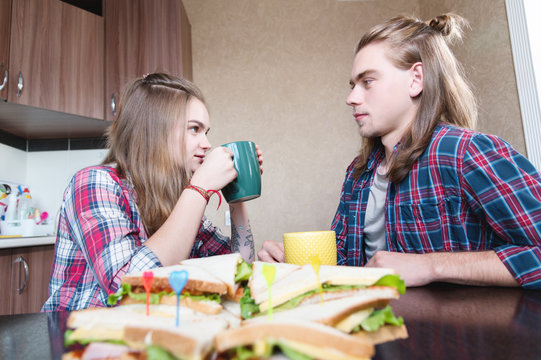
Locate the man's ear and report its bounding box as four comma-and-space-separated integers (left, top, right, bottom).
409, 62, 424, 98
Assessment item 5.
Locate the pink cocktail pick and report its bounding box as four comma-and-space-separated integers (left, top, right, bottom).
142, 271, 154, 316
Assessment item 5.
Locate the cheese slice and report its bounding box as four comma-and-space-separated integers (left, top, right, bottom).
335, 308, 373, 333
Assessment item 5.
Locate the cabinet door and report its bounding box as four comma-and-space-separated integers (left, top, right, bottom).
8, 0, 104, 119
0, 249, 13, 315
0, 0, 10, 101
11, 245, 55, 314
104, 0, 192, 121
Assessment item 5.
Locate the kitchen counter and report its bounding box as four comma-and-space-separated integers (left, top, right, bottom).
0, 236, 56, 249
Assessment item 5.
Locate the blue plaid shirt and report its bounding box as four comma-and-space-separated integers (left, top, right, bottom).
331, 124, 541, 289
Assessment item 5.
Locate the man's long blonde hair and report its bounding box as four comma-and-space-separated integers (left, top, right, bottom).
353, 14, 478, 182
102, 73, 205, 236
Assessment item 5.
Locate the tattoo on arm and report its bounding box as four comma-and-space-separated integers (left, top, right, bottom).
231, 225, 241, 252
231, 222, 255, 263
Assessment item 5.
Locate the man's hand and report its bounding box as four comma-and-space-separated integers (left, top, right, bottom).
366, 251, 434, 287
257, 240, 285, 263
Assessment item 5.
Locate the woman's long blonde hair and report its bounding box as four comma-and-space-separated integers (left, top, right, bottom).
102, 73, 205, 236
353, 14, 478, 182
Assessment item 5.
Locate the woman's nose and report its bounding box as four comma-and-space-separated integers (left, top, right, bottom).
200, 135, 211, 150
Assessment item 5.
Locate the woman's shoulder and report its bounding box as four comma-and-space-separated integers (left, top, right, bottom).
70, 165, 123, 188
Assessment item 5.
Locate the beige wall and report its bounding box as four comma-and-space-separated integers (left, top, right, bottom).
420, 0, 525, 154
183, 0, 525, 252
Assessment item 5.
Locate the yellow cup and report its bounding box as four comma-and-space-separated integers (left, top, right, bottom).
283, 230, 337, 265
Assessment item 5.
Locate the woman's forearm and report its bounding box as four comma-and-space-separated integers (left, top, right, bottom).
229, 202, 255, 263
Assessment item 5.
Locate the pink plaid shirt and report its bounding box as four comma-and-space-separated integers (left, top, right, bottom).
42, 166, 231, 311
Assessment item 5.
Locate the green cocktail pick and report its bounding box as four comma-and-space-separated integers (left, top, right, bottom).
262, 263, 277, 321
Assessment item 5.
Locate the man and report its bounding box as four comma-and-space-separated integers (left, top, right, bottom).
259, 14, 541, 289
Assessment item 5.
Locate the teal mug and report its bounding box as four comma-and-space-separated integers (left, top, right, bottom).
221, 141, 261, 203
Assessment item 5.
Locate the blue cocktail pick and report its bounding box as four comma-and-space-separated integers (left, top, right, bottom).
169, 270, 189, 327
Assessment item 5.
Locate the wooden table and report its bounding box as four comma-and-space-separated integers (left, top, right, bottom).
1, 284, 540, 359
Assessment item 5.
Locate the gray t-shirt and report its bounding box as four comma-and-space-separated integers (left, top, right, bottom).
363, 167, 389, 260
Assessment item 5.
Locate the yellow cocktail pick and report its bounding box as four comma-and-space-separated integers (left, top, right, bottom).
262, 263, 277, 320
309, 255, 324, 306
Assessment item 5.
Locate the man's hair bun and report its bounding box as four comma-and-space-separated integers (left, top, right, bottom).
427, 13, 468, 44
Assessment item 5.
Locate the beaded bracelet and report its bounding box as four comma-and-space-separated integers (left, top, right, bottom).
184, 184, 222, 210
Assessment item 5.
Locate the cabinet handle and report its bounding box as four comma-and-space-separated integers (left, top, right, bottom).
110, 93, 117, 116
17, 71, 23, 97
0, 63, 7, 91
14, 256, 29, 294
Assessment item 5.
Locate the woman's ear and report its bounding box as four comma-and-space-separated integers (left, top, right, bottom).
409, 62, 424, 98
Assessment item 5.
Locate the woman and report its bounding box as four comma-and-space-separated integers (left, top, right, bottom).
43, 73, 263, 311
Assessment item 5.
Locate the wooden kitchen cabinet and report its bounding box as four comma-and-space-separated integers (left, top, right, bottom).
0, 244, 54, 315
5, 0, 104, 119
104, 0, 193, 121
0, 0, 11, 101
0, 249, 12, 314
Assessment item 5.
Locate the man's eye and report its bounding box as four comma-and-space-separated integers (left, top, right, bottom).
363, 79, 372, 86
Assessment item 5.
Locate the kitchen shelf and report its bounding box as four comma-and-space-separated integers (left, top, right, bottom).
0, 101, 110, 140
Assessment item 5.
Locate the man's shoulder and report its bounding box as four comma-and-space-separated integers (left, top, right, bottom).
432, 124, 513, 154
429, 124, 479, 154
433, 124, 477, 142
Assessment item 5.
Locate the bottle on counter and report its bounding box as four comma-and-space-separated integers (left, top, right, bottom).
4, 193, 18, 222
17, 187, 32, 221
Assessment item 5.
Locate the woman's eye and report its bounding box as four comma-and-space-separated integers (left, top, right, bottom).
188, 126, 199, 134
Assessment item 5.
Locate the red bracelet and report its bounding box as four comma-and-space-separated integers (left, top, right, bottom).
184, 184, 222, 210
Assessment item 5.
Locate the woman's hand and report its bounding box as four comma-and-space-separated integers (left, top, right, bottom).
255, 144, 264, 175
190, 147, 237, 190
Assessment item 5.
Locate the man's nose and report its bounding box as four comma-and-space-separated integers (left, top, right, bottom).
346, 86, 362, 106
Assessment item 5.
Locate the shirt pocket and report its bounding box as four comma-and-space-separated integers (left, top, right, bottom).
394, 199, 450, 251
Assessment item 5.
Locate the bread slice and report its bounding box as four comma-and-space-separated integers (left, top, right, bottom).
248, 261, 300, 297
214, 319, 374, 360
65, 304, 232, 360
124, 319, 226, 360
180, 253, 242, 298
122, 264, 228, 295
252, 264, 397, 312
246, 287, 398, 326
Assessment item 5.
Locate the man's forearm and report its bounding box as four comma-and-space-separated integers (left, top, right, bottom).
367, 250, 520, 287
429, 250, 519, 287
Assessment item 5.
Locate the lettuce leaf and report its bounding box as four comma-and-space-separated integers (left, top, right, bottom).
276, 342, 314, 360
64, 329, 125, 347
373, 274, 406, 295
106, 283, 221, 306
356, 305, 404, 332
146, 345, 176, 360
240, 286, 260, 319
229, 341, 313, 360
235, 260, 253, 282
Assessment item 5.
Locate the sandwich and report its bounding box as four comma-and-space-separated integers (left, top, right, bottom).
241, 262, 405, 319
63, 304, 233, 360
180, 253, 253, 301
108, 264, 227, 314
214, 319, 375, 360
108, 254, 253, 314
245, 289, 408, 345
